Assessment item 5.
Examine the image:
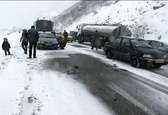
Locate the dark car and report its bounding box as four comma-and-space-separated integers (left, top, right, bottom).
147, 40, 168, 53
104, 36, 168, 68
37, 32, 58, 49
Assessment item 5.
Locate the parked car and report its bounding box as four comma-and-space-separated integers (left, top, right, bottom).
147, 40, 168, 53
57, 32, 74, 42
37, 32, 58, 49
104, 36, 168, 68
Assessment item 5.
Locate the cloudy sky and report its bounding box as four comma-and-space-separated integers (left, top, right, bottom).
0, 1, 78, 30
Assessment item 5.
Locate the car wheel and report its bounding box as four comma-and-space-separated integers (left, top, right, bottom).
106, 50, 112, 59
130, 56, 141, 68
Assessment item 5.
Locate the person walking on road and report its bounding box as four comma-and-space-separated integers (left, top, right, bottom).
2, 38, 11, 56
58, 30, 68, 49
91, 30, 100, 50
20, 29, 28, 54
28, 26, 39, 58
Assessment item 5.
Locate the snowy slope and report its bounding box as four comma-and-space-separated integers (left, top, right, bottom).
52, 1, 113, 31
66, 1, 168, 43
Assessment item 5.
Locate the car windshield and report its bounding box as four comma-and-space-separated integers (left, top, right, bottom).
39, 33, 55, 38
131, 39, 152, 48
151, 41, 168, 49
163, 43, 168, 48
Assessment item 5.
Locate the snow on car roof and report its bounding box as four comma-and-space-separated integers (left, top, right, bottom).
83, 25, 119, 33
120, 36, 145, 40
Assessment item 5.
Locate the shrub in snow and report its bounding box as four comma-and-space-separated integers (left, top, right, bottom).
158, 35, 162, 40
130, 22, 148, 38
153, 3, 166, 10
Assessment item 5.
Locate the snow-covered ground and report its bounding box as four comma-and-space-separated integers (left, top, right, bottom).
67, 1, 168, 43
0, 32, 113, 115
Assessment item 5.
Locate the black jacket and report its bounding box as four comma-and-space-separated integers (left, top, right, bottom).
2, 41, 11, 50
20, 31, 28, 43
63, 31, 68, 38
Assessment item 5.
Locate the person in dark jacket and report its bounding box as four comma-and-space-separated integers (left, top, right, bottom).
63, 30, 68, 42
2, 38, 11, 56
91, 37, 96, 50
27, 26, 39, 58
20, 29, 28, 54
91, 30, 99, 50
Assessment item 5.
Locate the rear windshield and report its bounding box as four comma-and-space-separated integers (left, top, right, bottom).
39, 33, 55, 38
131, 39, 152, 48
150, 41, 168, 48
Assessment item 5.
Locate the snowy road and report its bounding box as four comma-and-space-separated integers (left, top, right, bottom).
68, 42, 168, 115
0, 32, 113, 115
73, 42, 168, 79
1, 32, 168, 115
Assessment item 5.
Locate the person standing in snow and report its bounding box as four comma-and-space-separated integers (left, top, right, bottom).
2, 38, 11, 56
27, 26, 39, 58
63, 30, 68, 42
91, 30, 100, 50
91, 37, 96, 50
20, 29, 28, 54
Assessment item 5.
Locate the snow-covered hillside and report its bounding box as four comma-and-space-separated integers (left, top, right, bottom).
66, 1, 168, 43
52, 1, 113, 31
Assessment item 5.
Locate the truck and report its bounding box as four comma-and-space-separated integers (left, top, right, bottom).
76, 23, 132, 44
34, 19, 59, 49
34, 19, 54, 32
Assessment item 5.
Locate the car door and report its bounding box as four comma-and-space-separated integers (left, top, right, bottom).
104, 36, 116, 51
120, 38, 131, 61
150, 41, 161, 49
111, 37, 122, 58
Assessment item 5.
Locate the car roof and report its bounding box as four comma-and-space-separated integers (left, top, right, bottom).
120, 36, 145, 41
147, 40, 162, 43
39, 31, 54, 34
120, 36, 133, 39
147, 40, 168, 46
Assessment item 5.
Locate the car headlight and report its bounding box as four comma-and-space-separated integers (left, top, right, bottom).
143, 54, 153, 58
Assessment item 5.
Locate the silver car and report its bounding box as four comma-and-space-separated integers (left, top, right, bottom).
37, 32, 58, 49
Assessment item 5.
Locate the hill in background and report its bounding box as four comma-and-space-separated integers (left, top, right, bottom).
52, 1, 168, 43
